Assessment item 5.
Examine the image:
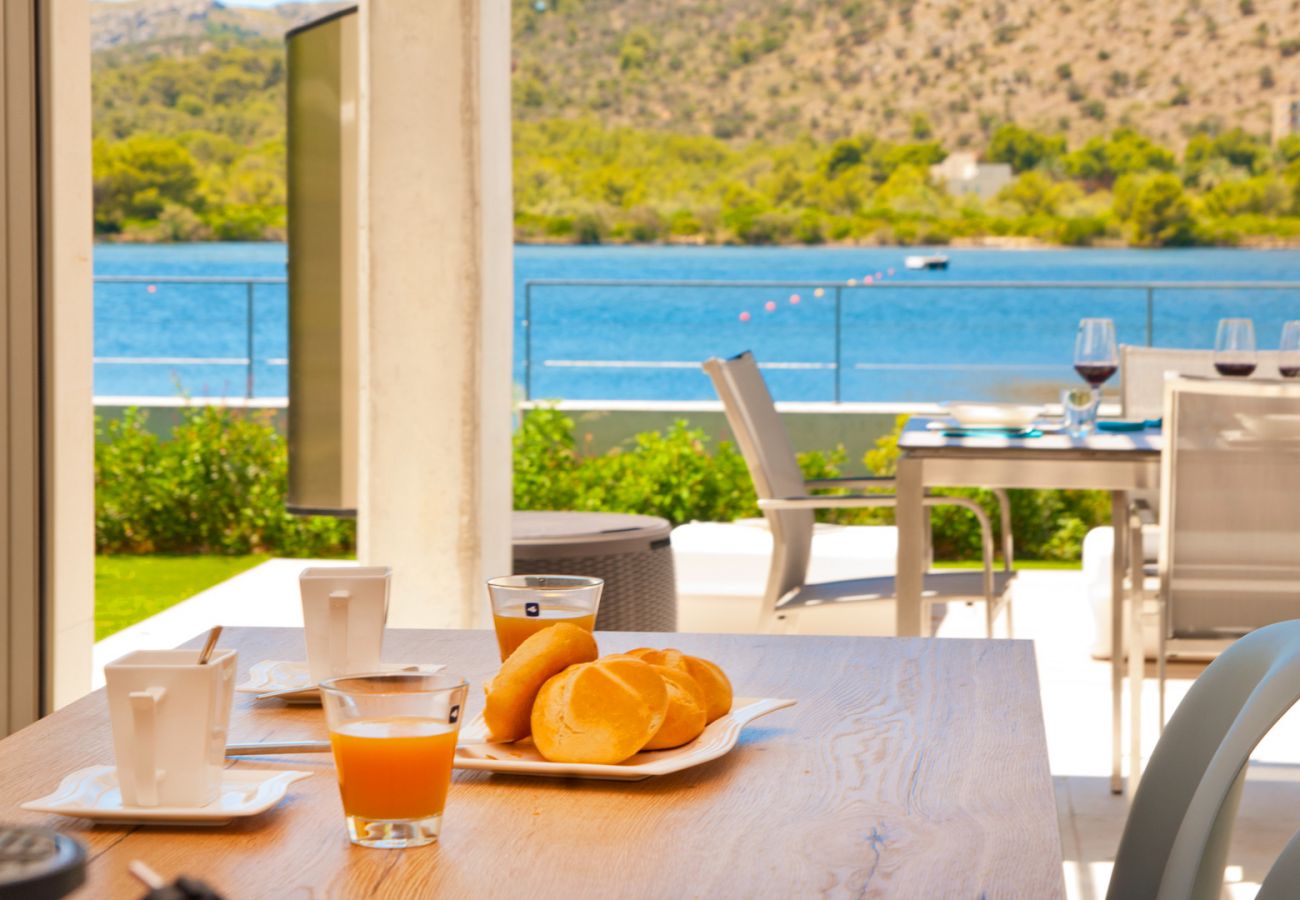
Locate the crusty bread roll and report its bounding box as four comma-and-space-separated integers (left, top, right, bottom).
531, 656, 668, 764
483, 623, 598, 742
625, 648, 733, 723
641, 664, 707, 750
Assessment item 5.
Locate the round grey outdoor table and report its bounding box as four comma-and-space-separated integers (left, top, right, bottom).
511, 511, 678, 632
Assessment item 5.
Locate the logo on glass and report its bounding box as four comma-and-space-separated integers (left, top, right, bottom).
525, 601, 540, 617
449, 704, 460, 724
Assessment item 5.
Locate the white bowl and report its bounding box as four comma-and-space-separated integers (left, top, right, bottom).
943, 403, 1044, 429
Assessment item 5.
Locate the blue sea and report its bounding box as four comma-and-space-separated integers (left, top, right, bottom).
93, 243, 1300, 404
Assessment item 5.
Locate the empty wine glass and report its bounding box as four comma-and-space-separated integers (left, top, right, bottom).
1074, 318, 1118, 409
1280, 321, 1300, 378
1214, 319, 1257, 377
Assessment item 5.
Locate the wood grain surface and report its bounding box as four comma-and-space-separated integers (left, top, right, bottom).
0, 628, 1063, 898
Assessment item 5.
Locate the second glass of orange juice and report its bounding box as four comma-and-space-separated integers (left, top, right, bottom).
319, 672, 468, 849
486, 575, 603, 660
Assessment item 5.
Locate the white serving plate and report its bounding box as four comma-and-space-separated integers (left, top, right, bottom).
453, 697, 796, 781
944, 402, 1044, 429
20, 766, 311, 825
236, 660, 444, 703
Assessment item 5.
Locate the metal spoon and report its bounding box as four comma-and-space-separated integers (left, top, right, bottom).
197, 625, 223, 665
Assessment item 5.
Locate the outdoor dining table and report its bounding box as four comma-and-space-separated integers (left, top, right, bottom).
0, 626, 1064, 897
895, 416, 1163, 794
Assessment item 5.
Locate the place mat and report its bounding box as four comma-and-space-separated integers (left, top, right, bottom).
942, 427, 1043, 439
1097, 419, 1161, 432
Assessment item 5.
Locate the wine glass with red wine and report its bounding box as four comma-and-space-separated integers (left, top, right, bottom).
1280, 321, 1300, 378
1214, 319, 1257, 377
1074, 318, 1118, 406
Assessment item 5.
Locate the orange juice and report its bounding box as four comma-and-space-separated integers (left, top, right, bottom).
330, 717, 458, 821
492, 604, 596, 660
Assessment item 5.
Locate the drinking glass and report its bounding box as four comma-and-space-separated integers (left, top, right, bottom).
1214, 318, 1257, 376
320, 672, 469, 849
1280, 321, 1300, 378
1074, 319, 1118, 407
1061, 387, 1099, 438
487, 575, 602, 661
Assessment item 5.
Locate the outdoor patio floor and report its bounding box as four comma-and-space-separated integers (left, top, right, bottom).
91, 525, 1300, 899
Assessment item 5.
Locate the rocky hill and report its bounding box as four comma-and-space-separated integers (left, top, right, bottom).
90, 0, 348, 50
92, 0, 1300, 149
512, 0, 1299, 149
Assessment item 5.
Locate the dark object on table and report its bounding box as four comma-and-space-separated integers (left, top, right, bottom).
512, 511, 677, 631
131, 860, 225, 900
0, 825, 85, 900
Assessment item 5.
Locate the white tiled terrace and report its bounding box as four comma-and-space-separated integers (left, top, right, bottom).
93, 522, 1300, 899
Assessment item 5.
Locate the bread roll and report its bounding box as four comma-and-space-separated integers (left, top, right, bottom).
641, 664, 708, 750
483, 623, 598, 742
625, 648, 733, 723
531, 657, 668, 764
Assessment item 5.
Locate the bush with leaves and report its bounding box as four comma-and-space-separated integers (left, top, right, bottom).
95, 406, 354, 556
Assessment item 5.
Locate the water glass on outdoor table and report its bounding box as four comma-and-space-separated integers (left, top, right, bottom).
486, 574, 602, 661
320, 672, 468, 849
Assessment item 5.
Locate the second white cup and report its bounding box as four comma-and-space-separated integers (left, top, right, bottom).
300, 566, 391, 683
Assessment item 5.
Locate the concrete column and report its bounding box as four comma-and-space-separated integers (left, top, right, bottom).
357, 1, 514, 628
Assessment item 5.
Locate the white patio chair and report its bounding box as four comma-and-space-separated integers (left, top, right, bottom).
1148, 376, 1300, 723
702, 352, 1015, 635
1121, 344, 1281, 420
1083, 346, 1283, 659
1107, 619, 1300, 899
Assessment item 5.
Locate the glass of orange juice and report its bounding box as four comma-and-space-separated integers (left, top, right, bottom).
319, 672, 468, 849
486, 575, 603, 661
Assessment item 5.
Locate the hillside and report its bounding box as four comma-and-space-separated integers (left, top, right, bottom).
91, 0, 349, 50
512, 0, 1300, 149
88, 0, 1300, 246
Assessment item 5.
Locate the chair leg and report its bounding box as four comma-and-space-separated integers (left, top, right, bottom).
1157, 634, 1167, 734
1005, 593, 1014, 639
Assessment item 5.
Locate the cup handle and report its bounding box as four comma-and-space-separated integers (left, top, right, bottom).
328, 589, 350, 676
128, 687, 166, 807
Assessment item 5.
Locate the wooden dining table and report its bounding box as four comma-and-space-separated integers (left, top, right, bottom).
0, 627, 1064, 898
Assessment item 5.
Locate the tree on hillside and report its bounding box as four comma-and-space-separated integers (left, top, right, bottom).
1063, 129, 1175, 187
986, 124, 1066, 173
93, 135, 202, 233
1115, 173, 1196, 246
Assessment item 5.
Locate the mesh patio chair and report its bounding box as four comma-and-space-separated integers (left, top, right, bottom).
1120, 345, 1280, 420
702, 351, 1015, 635
1146, 376, 1300, 724
1108, 619, 1300, 900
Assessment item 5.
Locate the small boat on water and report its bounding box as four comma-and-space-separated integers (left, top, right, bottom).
904, 254, 949, 271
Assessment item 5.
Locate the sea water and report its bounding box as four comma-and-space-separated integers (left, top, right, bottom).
93, 243, 1300, 404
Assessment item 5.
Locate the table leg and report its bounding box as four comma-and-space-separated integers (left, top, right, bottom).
1128, 504, 1146, 796
896, 455, 925, 637
1110, 490, 1129, 794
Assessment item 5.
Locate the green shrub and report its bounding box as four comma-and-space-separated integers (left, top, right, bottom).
95, 406, 354, 556
512, 408, 1109, 562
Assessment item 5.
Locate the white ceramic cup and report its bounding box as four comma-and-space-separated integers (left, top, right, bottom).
300, 566, 391, 684
104, 647, 237, 808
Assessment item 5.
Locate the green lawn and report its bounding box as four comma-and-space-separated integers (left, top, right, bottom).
933, 559, 1081, 570
95, 554, 269, 641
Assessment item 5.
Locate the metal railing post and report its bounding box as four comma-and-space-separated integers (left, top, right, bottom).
1145, 287, 1154, 346
245, 281, 255, 399
834, 286, 843, 404
524, 282, 533, 401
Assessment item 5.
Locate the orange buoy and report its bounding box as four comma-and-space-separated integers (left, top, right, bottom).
764, 301, 777, 312
739, 311, 751, 322
147, 284, 157, 294
813, 287, 825, 298
789, 294, 801, 304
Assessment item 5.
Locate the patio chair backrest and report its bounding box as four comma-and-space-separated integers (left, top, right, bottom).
1108, 619, 1300, 899
702, 352, 813, 610
1121, 345, 1280, 420
1159, 377, 1300, 640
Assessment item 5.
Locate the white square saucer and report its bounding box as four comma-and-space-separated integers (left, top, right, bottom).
20, 766, 311, 825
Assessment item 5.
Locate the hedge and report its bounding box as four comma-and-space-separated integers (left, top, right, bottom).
96, 405, 1108, 562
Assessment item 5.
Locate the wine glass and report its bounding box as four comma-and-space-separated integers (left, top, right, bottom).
1214, 318, 1257, 377
1074, 318, 1118, 405
1280, 321, 1300, 378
